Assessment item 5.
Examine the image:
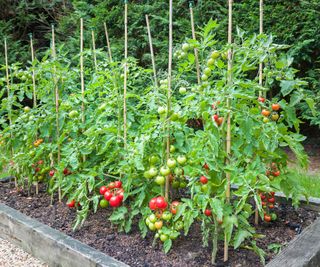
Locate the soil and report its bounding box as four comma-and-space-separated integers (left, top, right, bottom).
0, 182, 319, 267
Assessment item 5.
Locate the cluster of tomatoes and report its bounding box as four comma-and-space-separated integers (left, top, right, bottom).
266, 162, 281, 181
33, 138, 44, 147
259, 99, 281, 123
211, 101, 224, 126
99, 181, 124, 208
146, 197, 182, 242
260, 191, 277, 222
31, 159, 50, 182
143, 154, 187, 189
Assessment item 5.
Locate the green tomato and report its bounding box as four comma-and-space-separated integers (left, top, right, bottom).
160, 234, 169, 242
171, 113, 180, 121
155, 175, 165, 185
201, 74, 208, 81
170, 145, 176, 153
155, 233, 160, 239
144, 171, 153, 179
201, 184, 209, 193
160, 79, 168, 85
211, 50, 220, 59
100, 199, 109, 208
169, 231, 179, 240
148, 222, 156, 231
167, 158, 177, 169
149, 155, 159, 164
23, 106, 31, 113
179, 87, 187, 94
162, 211, 172, 221
145, 218, 151, 226
182, 43, 190, 52
203, 67, 212, 77
160, 166, 171, 176
148, 214, 157, 223
157, 106, 166, 115
172, 180, 180, 189
174, 167, 183, 176
179, 181, 187, 188
180, 51, 187, 58
207, 58, 215, 66
69, 110, 79, 119
177, 155, 187, 165
148, 167, 158, 177
271, 213, 277, 221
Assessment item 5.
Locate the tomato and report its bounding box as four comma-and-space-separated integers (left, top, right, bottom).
100, 199, 109, 208
148, 214, 157, 223
35, 167, 40, 173
261, 109, 271, 117
262, 201, 267, 208
271, 213, 277, 221
271, 112, 279, 121
114, 181, 122, 188
63, 168, 70, 175
156, 196, 168, 210
167, 158, 177, 169
38, 160, 44, 165
260, 193, 266, 200
155, 221, 163, 230
179, 87, 187, 94
23, 106, 31, 113
207, 58, 215, 66
175, 221, 184, 231
201, 74, 208, 81
104, 191, 113, 201
179, 181, 187, 188
148, 222, 156, 231
160, 166, 171, 176
272, 170, 280, 177
212, 115, 219, 122
201, 184, 209, 193
272, 103, 281, 111
266, 170, 271, 176
169, 232, 179, 240
149, 198, 157, 210
203, 163, 209, 170
160, 234, 169, 242
155, 175, 165, 185
258, 97, 266, 103
99, 186, 107, 195
149, 155, 159, 164
49, 170, 55, 177
264, 214, 272, 222
268, 204, 274, 209
117, 193, 124, 202
204, 209, 212, 217
157, 106, 166, 115
200, 175, 208, 184
270, 192, 275, 196
182, 43, 190, 52
170, 145, 176, 153
211, 50, 220, 59
268, 197, 275, 203
271, 162, 277, 169
172, 180, 180, 189
174, 168, 183, 176
177, 155, 187, 165
144, 171, 153, 179
162, 211, 172, 221
170, 201, 180, 215
155, 209, 163, 219
109, 195, 122, 207
203, 67, 211, 77
263, 117, 269, 123
108, 182, 116, 189
69, 110, 79, 118
67, 200, 76, 208
148, 167, 158, 177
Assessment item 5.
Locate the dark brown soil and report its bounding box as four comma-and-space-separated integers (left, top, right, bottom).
0, 181, 319, 267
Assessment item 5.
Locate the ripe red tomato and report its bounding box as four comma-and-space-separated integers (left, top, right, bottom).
49, 170, 55, 177
37, 160, 44, 165
270, 192, 275, 196
114, 181, 122, 188
104, 191, 113, 201
109, 195, 122, 207
170, 201, 180, 215
67, 200, 76, 208
117, 192, 124, 202
258, 97, 266, 103
203, 163, 209, 170
260, 193, 266, 200
268, 204, 274, 209
272, 103, 281, 111
204, 209, 212, 216
63, 168, 70, 175
216, 117, 223, 126
149, 198, 157, 210
108, 182, 116, 189
264, 214, 272, 222
261, 109, 271, 117
212, 115, 219, 122
200, 176, 208, 184
272, 171, 280, 177
156, 196, 168, 210
99, 186, 108, 195
35, 167, 40, 173
268, 197, 275, 203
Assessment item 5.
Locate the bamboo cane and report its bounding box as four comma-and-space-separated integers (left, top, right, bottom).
80, 18, 85, 124
165, 0, 173, 201
224, 0, 233, 262
51, 25, 61, 202
255, 0, 264, 226
104, 22, 113, 62
4, 38, 17, 189
91, 30, 97, 71
189, 1, 201, 84
123, 0, 128, 148
145, 15, 158, 88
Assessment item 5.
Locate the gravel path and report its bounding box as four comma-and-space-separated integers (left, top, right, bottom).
0, 237, 47, 267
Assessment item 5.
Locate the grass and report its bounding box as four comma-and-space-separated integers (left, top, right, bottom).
288, 168, 320, 198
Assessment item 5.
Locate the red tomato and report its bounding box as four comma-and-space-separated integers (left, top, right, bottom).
170, 201, 180, 215
272, 171, 280, 177
37, 160, 44, 165
272, 103, 281, 111
203, 163, 209, 170
268, 197, 275, 203
104, 191, 113, 201
212, 115, 219, 122
258, 97, 266, 103
67, 200, 76, 208
49, 170, 55, 177
109, 195, 122, 207
35, 167, 40, 173
117, 192, 124, 202
114, 181, 122, 188
108, 182, 116, 189
200, 176, 208, 184
156, 196, 168, 210
264, 214, 271, 222
204, 209, 212, 216
261, 109, 271, 117
260, 193, 266, 200
63, 168, 69, 175
149, 198, 157, 210
99, 186, 108, 195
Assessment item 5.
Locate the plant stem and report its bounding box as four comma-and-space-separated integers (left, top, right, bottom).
211, 218, 219, 265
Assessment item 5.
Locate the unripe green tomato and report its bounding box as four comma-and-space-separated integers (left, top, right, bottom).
148, 167, 158, 177
144, 171, 153, 179
160, 166, 171, 176
148, 214, 157, 223
201, 184, 209, 193
263, 117, 270, 123
149, 155, 159, 164
157, 106, 166, 115
160, 79, 168, 85
170, 145, 176, 153
179, 181, 187, 188
179, 87, 187, 94
100, 199, 109, 208
23, 106, 31, 113
160, 234, 169, 242
182, 43, 190, 52
145, 218, 151, 226
171, 113, 180, 121
177, 155, 187, 165
162, 211, 172, 221
172, 180, 180, 189
167, 158, 177, 169
169, 232, 179, 240
174, 167, 183, 176
155, 175, 165, 185
148, 222, 156, 231
201, 74, 208, 81
207, 58, 215, 66
69, 110, 79, 119
203, 67, 212, 77
211, 50, 220, 59
180, 52, 187, 58
175, 221, 184, 231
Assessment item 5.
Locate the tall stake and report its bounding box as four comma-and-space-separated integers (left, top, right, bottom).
145, 15, 158, 88
189, 1, 201, 84
80, 19, 86, 164
91, 30, 97, 70
30, 33, 39, 194
104, 22, 113, 62
51, 25, 61, 202
224, 0, 233, 262
165, 0, 173, 200
123, 0, 128, 148
255, 0, 264, 226
4, 38, 16, 189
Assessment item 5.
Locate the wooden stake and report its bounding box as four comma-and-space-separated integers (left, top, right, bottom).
224, 0, 233, 262
51, 25, 61, 202
4, 38, 17, 189
104, 22, 113, 62
91, 30, 97, 70
189, 2, 201, 84
145, 15, 158, 88
255, 0, 264, 226
165, 0, 173, 201
80, 19, 85, 124
30, 34, 37, 108
123, 1, 128, 148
